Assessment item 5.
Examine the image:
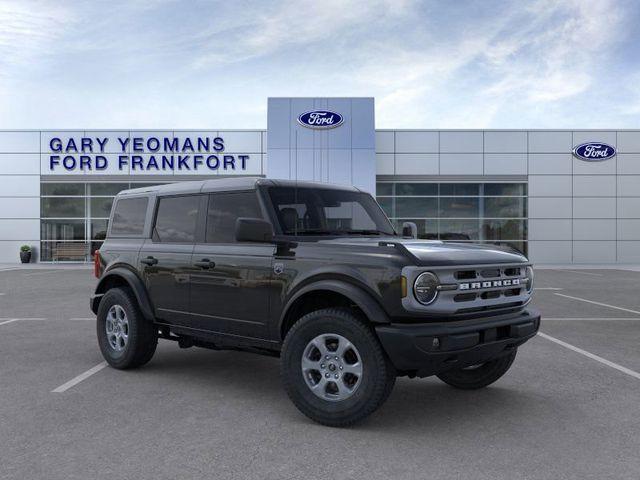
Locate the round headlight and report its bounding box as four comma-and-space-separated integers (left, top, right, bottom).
414, 272, 439, 305
525, 266, 534, 293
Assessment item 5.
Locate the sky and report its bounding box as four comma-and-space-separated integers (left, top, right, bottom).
0, 0, 638, 129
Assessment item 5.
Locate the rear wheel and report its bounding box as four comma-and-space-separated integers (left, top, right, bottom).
436, 349, 517, 390
281, 308, 395, 427
96, 287, 158, 369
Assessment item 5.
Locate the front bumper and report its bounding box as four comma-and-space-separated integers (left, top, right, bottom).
375, 309, 540, 377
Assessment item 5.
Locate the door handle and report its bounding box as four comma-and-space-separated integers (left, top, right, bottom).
141, 256, 158, 266
194, 258, 215, 269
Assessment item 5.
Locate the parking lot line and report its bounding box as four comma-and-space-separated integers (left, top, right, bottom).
0, 318, 47, 323
548, 269, 603, 277
538, 332, 640, 380
535, 287, 563, 291
554, 293, 640, 315
0, 318, 19, 326
51, 362, 108, 393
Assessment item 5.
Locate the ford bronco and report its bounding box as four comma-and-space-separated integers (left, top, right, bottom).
91, 178, 539, 426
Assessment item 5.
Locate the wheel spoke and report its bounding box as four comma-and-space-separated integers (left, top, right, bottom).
335, 338, 353, 358
340, 377, 355, 392
310, 339, 329, 357
328, 380, 347, 400
301, 356, 320, 372
311, 376, 328, 391
343, 362, 363, 377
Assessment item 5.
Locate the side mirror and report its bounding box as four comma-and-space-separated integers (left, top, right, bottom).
235, 217, 274, 243
401, 221, 417, 239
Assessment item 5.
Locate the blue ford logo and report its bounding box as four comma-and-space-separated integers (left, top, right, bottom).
297, 110, 344, 129
573, 142, 616, 161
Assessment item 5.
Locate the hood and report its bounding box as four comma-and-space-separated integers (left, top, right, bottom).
316, 237, 528, 266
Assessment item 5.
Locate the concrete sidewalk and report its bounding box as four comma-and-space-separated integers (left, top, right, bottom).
535, 264, 640, 271
0, 263, 92, 271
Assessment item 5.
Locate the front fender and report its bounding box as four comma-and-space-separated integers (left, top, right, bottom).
91, 267, 155, 321
279, 278, 391, 331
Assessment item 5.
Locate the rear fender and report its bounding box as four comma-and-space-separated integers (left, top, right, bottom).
91, 267, 155, 321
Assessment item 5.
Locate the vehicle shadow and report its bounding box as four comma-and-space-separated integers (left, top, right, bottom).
128, 344, 548, 431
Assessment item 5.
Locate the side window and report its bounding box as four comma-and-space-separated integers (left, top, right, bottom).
206, 192, 263, 243
153, 195, 200, 243
110, 197, 148, 236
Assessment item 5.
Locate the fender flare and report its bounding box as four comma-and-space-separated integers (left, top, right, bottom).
279, 279, 390, 332
92, 267, 155, 321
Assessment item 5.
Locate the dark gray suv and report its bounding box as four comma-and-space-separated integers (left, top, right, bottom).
91, 177, 540, 426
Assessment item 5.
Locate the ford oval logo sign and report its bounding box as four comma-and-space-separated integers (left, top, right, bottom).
297, 110, 344, 129
573, 142, 616, 162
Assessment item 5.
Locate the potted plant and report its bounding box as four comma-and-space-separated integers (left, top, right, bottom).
20, 245, 32, 264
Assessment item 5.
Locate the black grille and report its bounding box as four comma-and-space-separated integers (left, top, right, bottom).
480, 290, 501, 299
455, 270, 477, 280
480, 269, 500, 278
454, 293, 477, 302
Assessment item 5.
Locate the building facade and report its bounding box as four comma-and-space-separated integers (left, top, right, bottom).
0, 97, 638, 264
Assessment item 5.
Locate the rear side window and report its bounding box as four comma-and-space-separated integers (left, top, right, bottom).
154, 195, 200, 243
110, 197, 148, 236
206, 192, 263, 243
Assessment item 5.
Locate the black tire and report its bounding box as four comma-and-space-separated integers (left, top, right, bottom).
436, 349, 517, 390
281, 308, 396, 427
96, 287, 158, 369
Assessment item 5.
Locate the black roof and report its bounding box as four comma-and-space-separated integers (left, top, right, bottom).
118, 177, 361, 196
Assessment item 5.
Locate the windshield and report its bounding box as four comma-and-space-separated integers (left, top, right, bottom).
268, 186, 396, 236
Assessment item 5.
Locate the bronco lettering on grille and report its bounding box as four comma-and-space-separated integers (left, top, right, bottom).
459, 278, 521, 290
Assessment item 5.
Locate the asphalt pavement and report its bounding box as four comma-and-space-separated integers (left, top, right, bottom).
0, 266, 639, 480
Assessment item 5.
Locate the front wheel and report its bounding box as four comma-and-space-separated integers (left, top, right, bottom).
281, 308, 396, 427
436, 349, 517, 390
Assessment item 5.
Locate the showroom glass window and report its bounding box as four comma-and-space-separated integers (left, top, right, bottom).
376, 182, 528, 254
40, 182, 167, 262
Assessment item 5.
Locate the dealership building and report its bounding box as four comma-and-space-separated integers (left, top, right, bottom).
0, 97, 639, 265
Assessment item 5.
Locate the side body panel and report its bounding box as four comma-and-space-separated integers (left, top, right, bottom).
189, 243, 275, 339
138, 239, 195, 325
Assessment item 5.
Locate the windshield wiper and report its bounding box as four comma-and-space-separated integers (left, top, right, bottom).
344, 229, 385, 235
287, 229, 339, 236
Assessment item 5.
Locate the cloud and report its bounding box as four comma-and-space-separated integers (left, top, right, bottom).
481, 0, 623, 101
0, 1, 74, 71
373, 0, 632, 127
191, 0, 414, 68
0, 0, 637, 128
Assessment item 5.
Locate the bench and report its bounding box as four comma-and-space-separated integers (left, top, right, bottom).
52, 243, 88, 261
